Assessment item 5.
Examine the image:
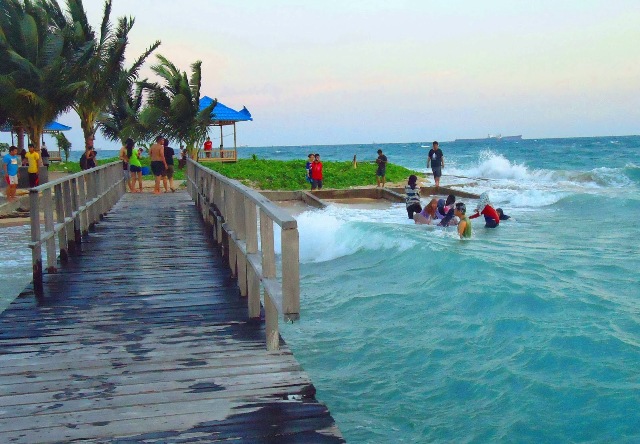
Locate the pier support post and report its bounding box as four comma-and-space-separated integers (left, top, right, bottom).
29, 190, 43, 297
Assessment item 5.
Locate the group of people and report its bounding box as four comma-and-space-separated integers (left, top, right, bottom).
305, 153, 323, 190
119, 135, 177, 194
2, 143, 43, 199
405, 174, 509, 238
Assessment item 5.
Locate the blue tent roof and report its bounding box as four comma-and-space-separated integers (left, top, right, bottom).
0, 121, 72, 132
44, 121, 72, 132
199, 96, 253, 124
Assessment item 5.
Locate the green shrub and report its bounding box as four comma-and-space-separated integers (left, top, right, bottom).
202, 159, 419, 190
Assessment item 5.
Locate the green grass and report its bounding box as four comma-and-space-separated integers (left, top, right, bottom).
202, 159, 420, 190
48, 157, 186, 180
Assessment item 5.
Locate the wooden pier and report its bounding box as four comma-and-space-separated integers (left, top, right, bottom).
0, 187, 343, 441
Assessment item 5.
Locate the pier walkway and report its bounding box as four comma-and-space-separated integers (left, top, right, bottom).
0, 192, 343, 443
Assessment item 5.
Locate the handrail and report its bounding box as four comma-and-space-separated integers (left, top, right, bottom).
186, 158, 300, 351
29, 161, 126, 296
197, 149, 237, 162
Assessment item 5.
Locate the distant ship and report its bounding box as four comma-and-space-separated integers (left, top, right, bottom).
454, 134, 522, 142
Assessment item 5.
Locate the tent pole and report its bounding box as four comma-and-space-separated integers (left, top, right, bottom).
234, 123, 237, 148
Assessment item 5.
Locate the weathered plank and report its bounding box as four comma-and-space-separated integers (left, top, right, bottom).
0, 192, 344, 443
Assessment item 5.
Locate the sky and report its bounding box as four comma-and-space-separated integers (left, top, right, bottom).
4, 0, 640, 150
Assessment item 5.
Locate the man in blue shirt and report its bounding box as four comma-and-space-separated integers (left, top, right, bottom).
3, 146, 20, 201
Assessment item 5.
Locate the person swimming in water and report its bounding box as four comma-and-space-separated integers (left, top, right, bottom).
437, 194, 458, 226
413, 198, 438, 225
470, 192, 501, 228
496, 208, 510, 220
455, 202, 472, 238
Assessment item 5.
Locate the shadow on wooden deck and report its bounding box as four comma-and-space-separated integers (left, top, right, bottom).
0, 192, 344, 443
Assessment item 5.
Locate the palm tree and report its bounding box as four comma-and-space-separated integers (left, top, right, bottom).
65, 0, 160, 149
0, 0, 91, 151
141, 55, 216, 157
98, 76, 153, 144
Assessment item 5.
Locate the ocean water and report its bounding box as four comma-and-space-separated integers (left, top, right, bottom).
1, 136, 639, 442
271, 136, 640, 443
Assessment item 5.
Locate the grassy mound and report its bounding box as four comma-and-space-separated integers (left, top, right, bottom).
203, 158, 420, 190
49, 157, 420, 191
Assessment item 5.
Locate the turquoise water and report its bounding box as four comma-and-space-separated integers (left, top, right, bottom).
271, 136, 640, 442
2, 137, 639, 442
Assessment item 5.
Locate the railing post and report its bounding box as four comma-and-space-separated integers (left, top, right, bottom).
70, 177, 82, 246
42, 188, 57, 273
87, 171, 97, 230
260, 211, 276, 279
281, 228, 300, 321
235, 192, 247, 296
245, 200, 260, 318
62, 180, 75, 254
54, 183, 68, 261
77, 175, 89, 236
265, 295, 279, 351
30, 189, 43, 296
226, 187, 237, 277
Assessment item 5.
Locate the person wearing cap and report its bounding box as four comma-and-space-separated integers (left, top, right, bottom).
454, 202, 472, 238
375, 149, 387, 187
470, 192, 500, 228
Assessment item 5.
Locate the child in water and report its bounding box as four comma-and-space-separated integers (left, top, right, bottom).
455, 202, 472, 238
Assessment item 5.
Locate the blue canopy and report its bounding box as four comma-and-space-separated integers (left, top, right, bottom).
199, 96, 253, 124
44, 121, 72, 132
0, 121, 72, 132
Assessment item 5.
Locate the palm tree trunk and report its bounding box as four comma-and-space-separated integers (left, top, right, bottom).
16, 127, 25, 151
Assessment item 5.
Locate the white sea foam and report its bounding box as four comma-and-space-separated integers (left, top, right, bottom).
448, 150, 553, 182
445, 150, 636, 210
280, 206, 418, 263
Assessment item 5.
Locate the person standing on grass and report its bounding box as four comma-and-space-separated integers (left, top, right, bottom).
311, 153, 323, 190
149, 136, 167, 194
375, 149, 387, 187
3, 146, 20, 201
127, 139, 143, 193
25, 143, 42, 187
41, 143, 50, 166
305, 153, 314, 185
87, 138, 97, 169
427, 141, 444, 188
163, 138, 176, 192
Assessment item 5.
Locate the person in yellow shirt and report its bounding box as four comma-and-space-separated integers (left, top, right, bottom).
25, 143, 42, 187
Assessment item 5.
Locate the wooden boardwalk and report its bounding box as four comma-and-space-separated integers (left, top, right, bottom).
0, 192, 343, 443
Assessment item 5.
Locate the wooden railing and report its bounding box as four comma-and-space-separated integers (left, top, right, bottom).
186, 159, 300, 350
29, 162, 126, 296
197, 148, 237, 162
